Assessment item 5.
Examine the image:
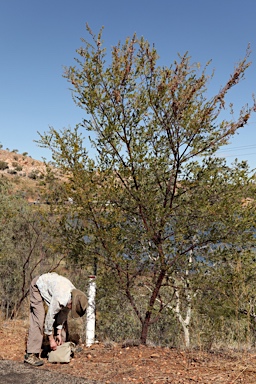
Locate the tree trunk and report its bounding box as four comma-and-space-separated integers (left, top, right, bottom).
140, 312, 151, 345
140, 269, 166, 344
181, 320, 190, 348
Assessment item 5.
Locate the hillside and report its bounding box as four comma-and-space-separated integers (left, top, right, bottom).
0, 149, 60, 203
0, 149, 47, 176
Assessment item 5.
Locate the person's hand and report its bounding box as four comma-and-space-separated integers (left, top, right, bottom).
49, 338, 57, 350
48, 334, 58, 351
56, 334, 63, 346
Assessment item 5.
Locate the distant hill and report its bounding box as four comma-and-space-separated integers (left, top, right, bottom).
0, 149, 61, 203
0, 149, 47, 176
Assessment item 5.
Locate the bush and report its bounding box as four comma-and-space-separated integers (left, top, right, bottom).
0, 161, 9, 170
12, 162, 23, 171
7, 169, 17, 175
38, 180, 46, 186
28, 170, 38, 180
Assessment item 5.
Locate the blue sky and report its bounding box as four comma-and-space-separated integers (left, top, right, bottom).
1, 0, 256, 168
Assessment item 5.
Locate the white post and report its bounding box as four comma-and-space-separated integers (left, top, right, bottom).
86, 275, 96, 347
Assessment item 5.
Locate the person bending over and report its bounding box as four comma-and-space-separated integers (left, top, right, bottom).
24, 272, 87, 366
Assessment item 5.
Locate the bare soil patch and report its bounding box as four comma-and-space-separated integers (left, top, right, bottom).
1, 320, 256, 383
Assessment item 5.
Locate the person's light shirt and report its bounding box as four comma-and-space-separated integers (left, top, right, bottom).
36, 272, 75, 335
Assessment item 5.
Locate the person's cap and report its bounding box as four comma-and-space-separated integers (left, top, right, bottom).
71, 289, 88, 319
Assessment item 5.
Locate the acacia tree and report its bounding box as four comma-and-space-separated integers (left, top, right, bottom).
38, 27, 256, 344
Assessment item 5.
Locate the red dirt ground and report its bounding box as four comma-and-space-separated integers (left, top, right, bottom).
1, 320, 256, 384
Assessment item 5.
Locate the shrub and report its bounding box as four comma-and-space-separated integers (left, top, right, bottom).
38, 180, 46, 186
7, 169, 17, 175
12, 162, 23, 171
28, 170, 38, 180
0, 161, 9, 170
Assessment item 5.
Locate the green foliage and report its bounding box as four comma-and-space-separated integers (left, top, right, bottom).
37, 27, 256, 346
0, 161, 8, 170
28, 169, 39, 179
0, 178, 69, 318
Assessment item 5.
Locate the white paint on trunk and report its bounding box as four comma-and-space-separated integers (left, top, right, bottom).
86, 276, 96, 347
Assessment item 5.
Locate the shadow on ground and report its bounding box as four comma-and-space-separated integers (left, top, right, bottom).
0, 360, 101, 384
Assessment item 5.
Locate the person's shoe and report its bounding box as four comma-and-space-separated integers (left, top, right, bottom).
24, 353, 44, 366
